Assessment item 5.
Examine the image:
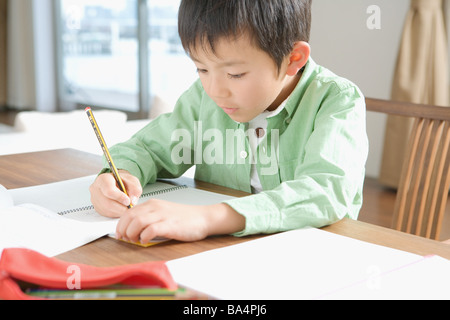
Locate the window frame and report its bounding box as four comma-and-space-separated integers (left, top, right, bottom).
53, 0, 152, 119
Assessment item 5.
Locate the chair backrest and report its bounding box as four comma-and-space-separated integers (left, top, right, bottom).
366, 98, 450, 240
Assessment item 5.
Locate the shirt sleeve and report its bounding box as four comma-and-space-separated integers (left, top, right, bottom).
225, 85, 368, 237
102, 83, 201, 186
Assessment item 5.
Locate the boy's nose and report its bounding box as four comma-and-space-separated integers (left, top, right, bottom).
206, 76, 230, 100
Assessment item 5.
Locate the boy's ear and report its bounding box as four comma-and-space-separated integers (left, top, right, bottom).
286, 41, 310, 76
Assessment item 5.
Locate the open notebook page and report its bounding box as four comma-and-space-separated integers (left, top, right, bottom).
0, 204, 115, 258
8, 175, 235, 221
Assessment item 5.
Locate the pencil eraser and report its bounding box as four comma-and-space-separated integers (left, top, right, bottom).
85, 107, 91, 112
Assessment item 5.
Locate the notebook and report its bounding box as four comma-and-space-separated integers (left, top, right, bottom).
1, 175, 234, 257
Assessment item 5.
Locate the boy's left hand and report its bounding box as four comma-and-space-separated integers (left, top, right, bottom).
115, 200, 246, 243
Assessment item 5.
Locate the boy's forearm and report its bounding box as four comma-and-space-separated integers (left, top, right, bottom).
205, 203, 246, 236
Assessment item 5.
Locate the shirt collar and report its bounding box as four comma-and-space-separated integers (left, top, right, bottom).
283, 57, 316, 118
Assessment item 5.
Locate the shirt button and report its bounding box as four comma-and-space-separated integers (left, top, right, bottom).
255, 127, 265, 138
286, 118, 291, 124
240, 151, 248, 159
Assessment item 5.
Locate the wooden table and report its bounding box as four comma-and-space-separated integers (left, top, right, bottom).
2, 149, 450, 267
0, 148, 104, 189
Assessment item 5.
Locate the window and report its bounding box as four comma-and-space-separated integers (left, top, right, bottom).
148, 0, 196, 113
56, 0, 196, 116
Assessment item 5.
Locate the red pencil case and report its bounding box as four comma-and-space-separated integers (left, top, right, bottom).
0, 248, 177, 300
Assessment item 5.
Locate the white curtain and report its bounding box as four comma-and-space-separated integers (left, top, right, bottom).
7, 0, 57, 111
379, 0, 450, 188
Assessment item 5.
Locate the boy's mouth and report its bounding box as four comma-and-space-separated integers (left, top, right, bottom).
219, 106, 238, 115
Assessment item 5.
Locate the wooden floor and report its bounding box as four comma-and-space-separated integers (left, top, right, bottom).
1, 108, 450, 241
359, 177, 450, 241
358, 177, 396, 228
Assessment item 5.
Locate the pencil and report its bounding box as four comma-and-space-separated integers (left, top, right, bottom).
26, 286, 183, 300
85, 107, 133, 208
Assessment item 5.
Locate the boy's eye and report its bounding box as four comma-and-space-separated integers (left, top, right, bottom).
227, 73, 246, 79
196, 68, 208, 74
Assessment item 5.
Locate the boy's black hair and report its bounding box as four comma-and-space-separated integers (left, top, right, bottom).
178, 0, 312, 71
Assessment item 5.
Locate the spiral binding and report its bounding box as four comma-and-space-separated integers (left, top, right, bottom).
140, 184, 188, 198
57, 184, 188, 216
58, 205, 95, 216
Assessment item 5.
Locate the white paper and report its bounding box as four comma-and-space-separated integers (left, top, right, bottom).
0, 184, 14, 209
321, 255, 450, 300
1, 176, 119, 258
166, 228, 436, 300
0, 204, 116, 258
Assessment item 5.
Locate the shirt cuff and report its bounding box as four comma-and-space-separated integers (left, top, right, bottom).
224, 193, 281, 237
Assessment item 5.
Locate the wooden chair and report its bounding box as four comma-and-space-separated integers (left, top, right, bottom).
366, 98, 450, 240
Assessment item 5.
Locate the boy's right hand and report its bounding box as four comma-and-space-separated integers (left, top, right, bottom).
89, 170, 142, 218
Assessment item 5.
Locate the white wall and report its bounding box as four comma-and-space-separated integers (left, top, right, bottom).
310, 0, 410, 178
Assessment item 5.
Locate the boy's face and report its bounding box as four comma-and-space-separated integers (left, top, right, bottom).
190, 34, 298, 123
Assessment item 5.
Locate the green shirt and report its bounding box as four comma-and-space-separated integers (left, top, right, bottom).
104, 58, 368, 237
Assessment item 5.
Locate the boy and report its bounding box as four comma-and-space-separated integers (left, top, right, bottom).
89, 0, 368, 244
